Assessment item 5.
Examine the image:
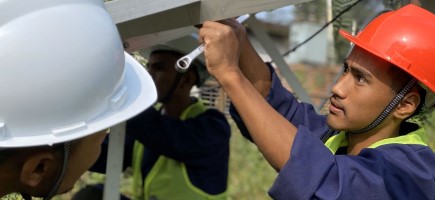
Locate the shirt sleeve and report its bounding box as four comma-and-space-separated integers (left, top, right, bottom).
126, 107, 231, 164
230, 64, 328, 141
269, 126, 435, 200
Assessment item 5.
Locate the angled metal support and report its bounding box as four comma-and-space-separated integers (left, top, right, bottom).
247, 16, 316, 109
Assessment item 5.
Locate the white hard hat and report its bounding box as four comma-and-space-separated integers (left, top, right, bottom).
0, 0, 157, 147
140, 34, 210, 87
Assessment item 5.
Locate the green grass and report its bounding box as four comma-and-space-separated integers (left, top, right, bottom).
227, 119, 277, 200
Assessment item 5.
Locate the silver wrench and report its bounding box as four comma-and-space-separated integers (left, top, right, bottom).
175, 14, 250, 72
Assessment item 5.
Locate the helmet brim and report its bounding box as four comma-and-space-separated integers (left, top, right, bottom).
339, 29, 389, 64
0, 52, 157, 147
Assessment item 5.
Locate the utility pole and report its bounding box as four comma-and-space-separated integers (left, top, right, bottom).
326, 0, 336, 65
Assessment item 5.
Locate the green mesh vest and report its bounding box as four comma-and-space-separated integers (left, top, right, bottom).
132, 100, 228, 200
324, 127, 428, 154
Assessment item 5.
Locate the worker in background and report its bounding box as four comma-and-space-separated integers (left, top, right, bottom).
0, 0, 156, 199
77, 34, 231, 200
199, 4, 435, 199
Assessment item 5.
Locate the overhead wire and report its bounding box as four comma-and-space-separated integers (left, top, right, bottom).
281, 0, 363, 57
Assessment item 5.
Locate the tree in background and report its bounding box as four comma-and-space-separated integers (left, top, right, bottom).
293, 0, 326, 23
292, 0, 395, 63
423, 108, 435, 149
332, 0, 388, 62
332, 0, 435, 63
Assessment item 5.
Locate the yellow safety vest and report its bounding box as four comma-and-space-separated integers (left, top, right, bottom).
132, 100, 228, 200
324, 127, 428, 154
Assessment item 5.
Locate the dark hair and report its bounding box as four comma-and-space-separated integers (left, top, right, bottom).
150, 50, 200, 86
151, 49, 184, 60
388, 65, 426, 118
0, 143, 64, 165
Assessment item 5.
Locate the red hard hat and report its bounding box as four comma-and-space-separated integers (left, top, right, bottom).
339, 4, 435, 93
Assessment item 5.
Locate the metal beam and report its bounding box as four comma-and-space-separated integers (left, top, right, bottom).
106, 0, 200, 24
106, 0, 312, 51
124, 26, 196, 52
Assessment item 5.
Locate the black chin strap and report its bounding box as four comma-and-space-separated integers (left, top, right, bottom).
43, 142, 71, 200
349, 79, 417, 134
160, 72, 183, 103
21, 193, 31, 200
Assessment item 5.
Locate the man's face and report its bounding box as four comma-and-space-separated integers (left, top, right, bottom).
57, 129, 108, 194
327, 47, 397, 131
147, 52, 179, 101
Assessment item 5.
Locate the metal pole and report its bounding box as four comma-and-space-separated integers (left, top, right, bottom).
103, 122, 126, 200
326, 0, 336, 65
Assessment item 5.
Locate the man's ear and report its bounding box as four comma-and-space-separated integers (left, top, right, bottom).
394, 90, 421, 119
20, 152, 56, 188
180, 71, 196, 90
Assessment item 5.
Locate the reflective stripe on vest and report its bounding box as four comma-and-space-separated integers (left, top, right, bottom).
132, 99, 228, 200
324, 128, 428, 154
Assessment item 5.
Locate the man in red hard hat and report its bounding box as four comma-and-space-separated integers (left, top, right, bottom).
199, 4, 435, 199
